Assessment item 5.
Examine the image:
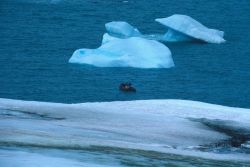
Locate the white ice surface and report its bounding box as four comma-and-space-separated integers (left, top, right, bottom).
0, 149, 110, 167
155, 14, 225, 43
0, 98, 250, 161
105, 21, 141, 38
101, 33, 118, 44
69, 36, 174, 68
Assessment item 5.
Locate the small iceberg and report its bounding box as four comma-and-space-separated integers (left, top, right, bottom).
69, 34, 174, 68
105, 21, 141, 38
69, 15, 225, 68
155, 14, 225, 44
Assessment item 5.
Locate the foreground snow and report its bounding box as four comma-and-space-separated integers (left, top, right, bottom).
0, 98, 249, 162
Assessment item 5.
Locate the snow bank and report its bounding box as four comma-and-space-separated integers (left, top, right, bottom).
0, 98, 249, 161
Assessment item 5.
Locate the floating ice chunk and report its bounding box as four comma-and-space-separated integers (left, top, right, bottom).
101, 33, 118, 44
69, 36, 174, 68
105, 21, 141, 38
155, 14, 225, 43
162, 29, 194, 42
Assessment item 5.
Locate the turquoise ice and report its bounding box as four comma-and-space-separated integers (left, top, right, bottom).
155, 14, 225, 43
69, 35, 174, 68
105, 21, 141, 38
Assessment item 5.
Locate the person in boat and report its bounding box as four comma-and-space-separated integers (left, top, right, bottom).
119, 82, 136, 92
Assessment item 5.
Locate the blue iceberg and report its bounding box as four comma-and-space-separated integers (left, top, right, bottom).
69, 15, 226, 68
155, 14, 225, 43
104, 17, 225, 44
69, 35, 174, 68
105, 21, 141, 38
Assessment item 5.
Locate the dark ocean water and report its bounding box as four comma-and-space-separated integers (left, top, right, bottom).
0, 0, 250, 107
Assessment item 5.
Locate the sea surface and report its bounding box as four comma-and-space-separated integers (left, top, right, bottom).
0, 0, 250, 166
0, 0, 250, 107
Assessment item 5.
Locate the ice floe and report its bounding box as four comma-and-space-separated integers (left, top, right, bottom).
105, 21, 141, 38
155, 14, 225, 43
69, 35, 174, 68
